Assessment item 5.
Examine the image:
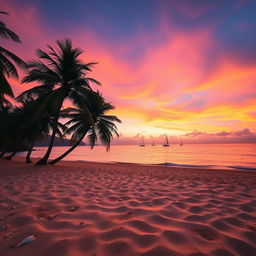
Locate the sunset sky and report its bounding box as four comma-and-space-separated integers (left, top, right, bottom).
1, 0, 256, 143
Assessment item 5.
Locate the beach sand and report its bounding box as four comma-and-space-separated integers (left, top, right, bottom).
0, 158, 256, 256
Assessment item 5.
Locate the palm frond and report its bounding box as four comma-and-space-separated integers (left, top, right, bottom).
64, 121, 83, 135
87, 128, 97, 149
0, 23, 21, 42
0, 52, 19, 78
70, 125, 88, 144
17, 84, 55, 101
0, 11, 9, 15
56, 121, 68, 133
35, 89, 64, 116
84, 77, 101, 86
79, 62, 98, 72
0, 47, 26, 67
36, 49, 61, 72
0, 73, 14, 97
64, 117, 83, 126
100, 115, 121, 123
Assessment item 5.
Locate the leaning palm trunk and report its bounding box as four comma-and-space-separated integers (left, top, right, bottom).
0, 149, 7, 158
2, 137, 22, 160
36, 128, 57, 165
26, 141, 35, 163
36, 101, 63, 165
0, 95, 4, 111
4, 150, 16, 160
49, 131, 87, 165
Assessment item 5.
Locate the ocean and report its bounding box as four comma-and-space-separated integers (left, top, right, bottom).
18, 143, 256, 170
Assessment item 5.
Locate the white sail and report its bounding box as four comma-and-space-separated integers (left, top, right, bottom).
163, 134, 170, 147
139, 135, 145, 147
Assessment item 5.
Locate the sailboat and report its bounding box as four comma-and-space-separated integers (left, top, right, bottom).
180, 136, 183, 146
163, 134, 170, 147
151, 137, 155, 146
139, 135, 145, 147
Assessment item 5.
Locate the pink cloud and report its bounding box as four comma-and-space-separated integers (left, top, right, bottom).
233, 128, 253, 136
185, 128, 255, 138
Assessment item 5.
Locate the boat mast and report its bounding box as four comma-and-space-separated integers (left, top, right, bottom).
139, 135, 145, 146
163, 133, 170, 147
165, 134, 169, 145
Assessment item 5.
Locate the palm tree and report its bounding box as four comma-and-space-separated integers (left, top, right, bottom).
0, 104, 13, 157
20, 39, 100, 165
0, 105, 25, 159
23, 116, 66, 163
48, 92, 121, 165
23, 116, 66, 164
0, 11, 26, 110
0, 96, 66, 162
14, 93, 67, 163
0, 11, 20, 41
17, 96, 66, 163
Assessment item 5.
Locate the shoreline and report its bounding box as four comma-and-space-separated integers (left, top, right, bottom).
1, 158, 256, 256
14, 143, 256, 171
7, 155, 256, 172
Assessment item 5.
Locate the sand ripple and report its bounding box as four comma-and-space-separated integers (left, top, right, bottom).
0, 159, 256, 255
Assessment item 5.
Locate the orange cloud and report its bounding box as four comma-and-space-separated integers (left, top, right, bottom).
2, 2, 256, 142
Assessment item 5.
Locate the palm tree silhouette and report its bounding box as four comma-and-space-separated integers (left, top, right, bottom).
0, 97, 66, 161
16, 96, 66, 163
20, 39, 100, 165
49, 91, 121, 165
0, 105, 26, 159
0, 11, 26, 110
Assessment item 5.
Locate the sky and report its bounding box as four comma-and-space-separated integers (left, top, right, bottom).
1, 0, 256, 144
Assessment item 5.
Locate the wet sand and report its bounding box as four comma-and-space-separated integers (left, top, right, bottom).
0, 158, 256, 256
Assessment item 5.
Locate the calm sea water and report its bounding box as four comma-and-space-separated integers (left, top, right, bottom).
19, 143, 256, 170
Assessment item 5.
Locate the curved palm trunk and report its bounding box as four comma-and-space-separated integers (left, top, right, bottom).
2, 138, 22, 160
0, 149, 7, 158
26, 141, 35, 163
36, 100, 63, 165
0, 92, 4, 111
36, 128, 56, 165
49, 132, 87, 165
4, 151, 17, 160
